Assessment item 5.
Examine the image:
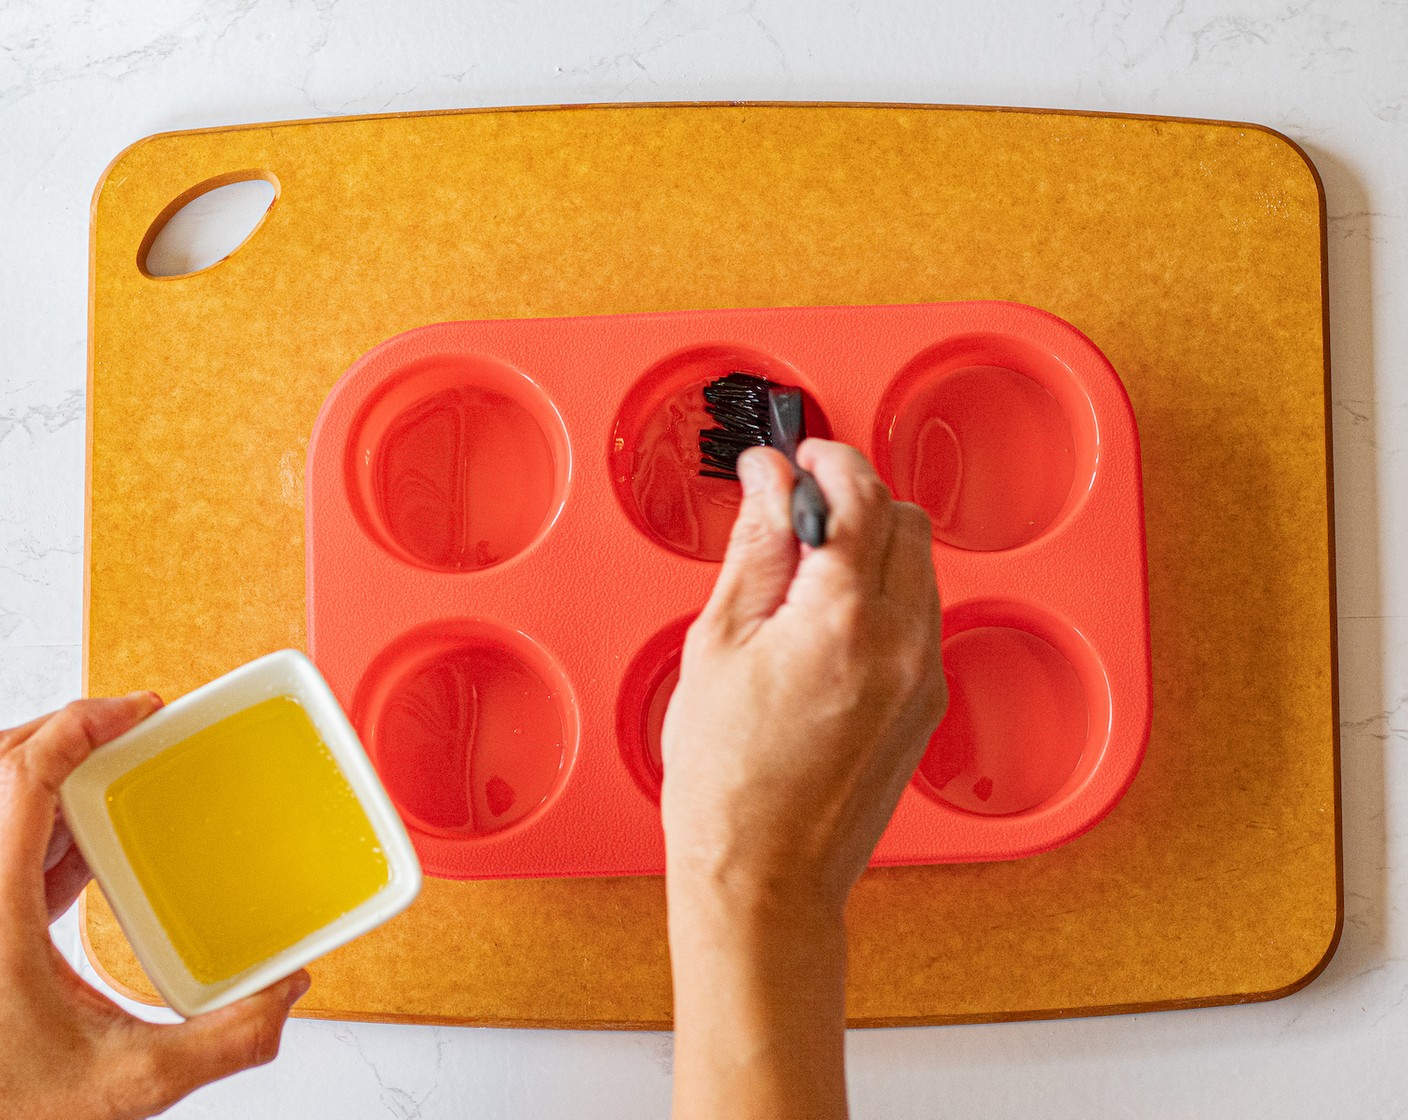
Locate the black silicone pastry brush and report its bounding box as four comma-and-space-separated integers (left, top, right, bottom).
699, 372, 830, 547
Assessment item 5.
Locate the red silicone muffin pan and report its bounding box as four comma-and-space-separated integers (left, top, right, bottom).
306, 302, 1151, 880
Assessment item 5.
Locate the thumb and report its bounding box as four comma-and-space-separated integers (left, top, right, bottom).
0, 693, 161, 937
702, 447, 799, 639
134, 971, 310, 1113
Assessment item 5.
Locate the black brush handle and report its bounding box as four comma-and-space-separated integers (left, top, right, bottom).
790, 470, 828, 548
768, 388, 829, 547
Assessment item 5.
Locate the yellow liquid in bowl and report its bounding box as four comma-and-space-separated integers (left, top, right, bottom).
105, 695, 390, 984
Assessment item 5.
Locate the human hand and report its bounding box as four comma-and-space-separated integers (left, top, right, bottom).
662, 440, 948, 915
662, 439, 947, 1120
0, 694, 309, 1120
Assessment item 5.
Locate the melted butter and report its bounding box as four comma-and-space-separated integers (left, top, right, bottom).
106, 695, 389, 984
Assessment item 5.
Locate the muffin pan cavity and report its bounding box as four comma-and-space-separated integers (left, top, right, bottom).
352, 621, 576, 861
916, 601, 1110, 817
616, 614, 696, 802
875, 335, 1098, 551
346, 354, 569, 572
610, 344, 831, 562
308, 302, 1150, 878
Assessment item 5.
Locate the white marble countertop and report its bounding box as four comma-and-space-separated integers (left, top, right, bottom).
2, 0, 1403, 1116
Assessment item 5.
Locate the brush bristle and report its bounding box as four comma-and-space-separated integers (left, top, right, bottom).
698, 372, 778, 480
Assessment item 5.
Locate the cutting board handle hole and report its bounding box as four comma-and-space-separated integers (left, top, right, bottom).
138, 173, 278, 278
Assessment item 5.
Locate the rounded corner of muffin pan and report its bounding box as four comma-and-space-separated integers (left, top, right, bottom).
320, 327, 572, 575
869, 302, 1143, 560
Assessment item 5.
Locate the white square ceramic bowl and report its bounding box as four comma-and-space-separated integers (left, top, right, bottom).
59, 649, 422, 1017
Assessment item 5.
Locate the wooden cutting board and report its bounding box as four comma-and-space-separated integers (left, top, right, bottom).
82, 102, 1339, 1027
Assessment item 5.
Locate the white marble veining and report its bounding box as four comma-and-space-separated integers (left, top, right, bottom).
3, 0, 1406, 1115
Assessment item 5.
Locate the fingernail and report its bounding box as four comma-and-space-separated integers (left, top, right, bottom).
737, 451, 765, 495
126, 690, 163, 709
